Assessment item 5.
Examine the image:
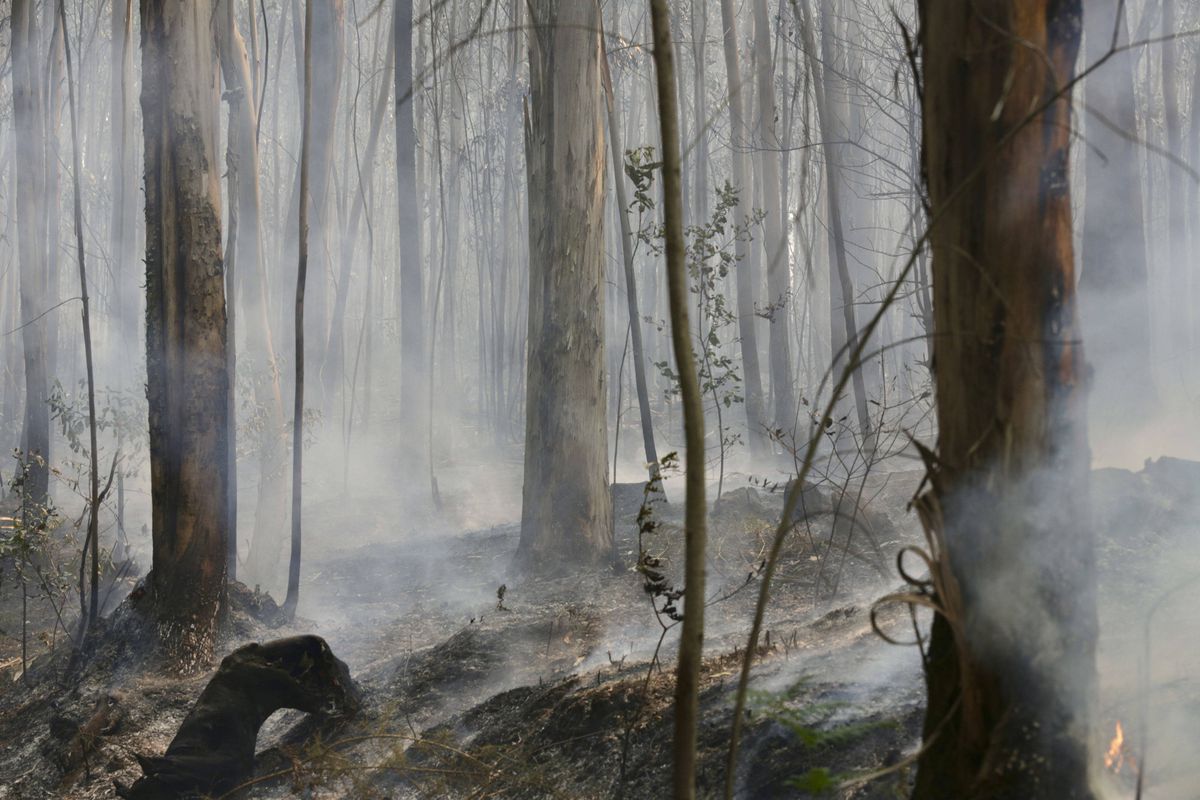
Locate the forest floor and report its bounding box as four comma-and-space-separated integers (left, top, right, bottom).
1, 450, 1199, 798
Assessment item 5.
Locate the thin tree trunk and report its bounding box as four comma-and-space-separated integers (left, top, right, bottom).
602, 48, 660, 480
750, 0, 794, 429
111, 0, 137, 375
285, 0, 316, 621
58, 0, 100, 631
648, 2, 706, 796
807, 0, 873, 450
718, 0, 767, 454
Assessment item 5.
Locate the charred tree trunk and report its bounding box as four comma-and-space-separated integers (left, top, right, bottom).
517, 0, 612, 573
141, 0, 230, 668
914, 1, 1097, 797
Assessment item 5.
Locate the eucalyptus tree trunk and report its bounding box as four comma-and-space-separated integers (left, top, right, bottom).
302, 0, 344, 409
1161, 0, 1188, 364
218, 0, 290, 587
914, 1, 1097, 795
517, 0, 612, 573
718, 0, 767, 454
12, 0, 52, 507
395, 0, 427, 458
808, 0, 872, 450
750, 0, 794, 430
1081, 0, 1155, 425
141, 0, 230, 669
285, 0, 317, 621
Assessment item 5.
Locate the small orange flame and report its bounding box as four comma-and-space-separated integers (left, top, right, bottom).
1105, 722, 1126, 773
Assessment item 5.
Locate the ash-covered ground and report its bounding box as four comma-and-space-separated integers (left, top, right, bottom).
1, 449, 1197, 798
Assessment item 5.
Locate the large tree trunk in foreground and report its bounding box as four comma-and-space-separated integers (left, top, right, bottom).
914, 1, 1097, 797
141, 0, 230, 668
1080, 0, 1155, 425
517, 0, 612, 573
12, 0, 52, 507
116, 636, 360, 800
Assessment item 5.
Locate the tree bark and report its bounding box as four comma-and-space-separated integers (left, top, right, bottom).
217, 0, 290, 592
808, 0, 873, 450
395, 0, 427, 460
648, 0, 707, 793
914, 1, 1097, 796
285, 0, 317, 621
750, 0, 794, 430
12, 0, 51, 508
718, 0, 767, 455
516, 0, 612, 573
141, 0, 230, 669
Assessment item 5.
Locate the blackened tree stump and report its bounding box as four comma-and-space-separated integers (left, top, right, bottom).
116, 635, 360, 799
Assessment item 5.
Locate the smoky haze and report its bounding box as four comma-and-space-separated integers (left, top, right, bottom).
1, 0, 1199, 796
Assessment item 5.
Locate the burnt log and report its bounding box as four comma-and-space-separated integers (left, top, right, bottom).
116, 635, 360, 800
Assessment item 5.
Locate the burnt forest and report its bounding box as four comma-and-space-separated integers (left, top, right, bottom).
0, 0, 1194, 798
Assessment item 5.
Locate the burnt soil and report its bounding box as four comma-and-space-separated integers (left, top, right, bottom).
3, 457, 1193, 798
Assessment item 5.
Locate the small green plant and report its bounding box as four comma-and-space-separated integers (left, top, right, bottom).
626, 147, 761, 498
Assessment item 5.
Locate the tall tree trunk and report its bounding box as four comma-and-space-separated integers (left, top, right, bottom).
57, 0, 101, 630
12, 0, 51, 508
808, 0, 872, 450
750, 0, 793, 430
218, 0, 290, 592
395, 0, 427, 461
648, 0, 706, 795
914, 1, 1097, 796
300, 0, 344, 409
141, 0, 230, 668
285, 0, 316, 621
1161, 0, 1187, 371
718, 0, 767, 454
516, 0, 612, 573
